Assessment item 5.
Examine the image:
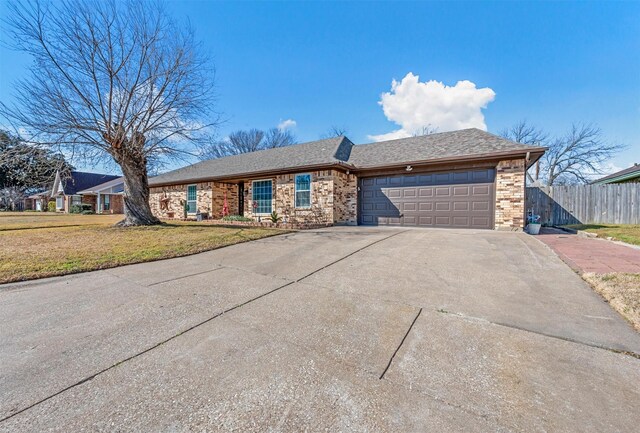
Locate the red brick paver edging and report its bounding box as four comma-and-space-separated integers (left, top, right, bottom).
535, 228, 640, 274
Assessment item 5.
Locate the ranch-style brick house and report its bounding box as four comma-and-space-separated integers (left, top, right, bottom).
148, 128, 546, 230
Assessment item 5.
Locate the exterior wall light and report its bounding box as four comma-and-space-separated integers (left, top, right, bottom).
406, 165, 413, 172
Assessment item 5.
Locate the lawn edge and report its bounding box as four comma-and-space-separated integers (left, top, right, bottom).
581, 272, 640, 334
0, 228, 292, 287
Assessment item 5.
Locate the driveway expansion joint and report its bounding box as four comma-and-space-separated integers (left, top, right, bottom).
294, 230, 409, 283
0, 278, 299, 424
379, 307, 423, 379
0, 229, 406, 424
435, 308, 640, 360
146, 266, 224, 286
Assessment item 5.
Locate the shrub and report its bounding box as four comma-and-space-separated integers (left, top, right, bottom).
222, 215, 253, 222
81, 203, 92, 211
47, 201, 56, 212
81, 210, 95, 215
269, 211, 282, 224
70, 204, 82, 214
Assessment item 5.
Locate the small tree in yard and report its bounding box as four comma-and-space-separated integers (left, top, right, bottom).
1, 0, 217, 225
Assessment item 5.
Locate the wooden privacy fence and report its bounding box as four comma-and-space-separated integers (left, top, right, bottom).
526, 184, 640, 226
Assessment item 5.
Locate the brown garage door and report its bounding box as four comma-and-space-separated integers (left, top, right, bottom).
359, 168, 495, 229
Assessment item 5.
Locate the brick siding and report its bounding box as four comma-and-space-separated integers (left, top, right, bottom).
149, 169, 356, 225
149, 182, 214, 219
149, 161, 525, 229
333, 170, 358, 225
495, 159, 526, 229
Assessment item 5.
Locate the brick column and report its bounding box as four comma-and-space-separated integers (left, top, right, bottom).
495, 159, 526, 229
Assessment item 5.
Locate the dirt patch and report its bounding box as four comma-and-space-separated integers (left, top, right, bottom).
583, 273, 640, 332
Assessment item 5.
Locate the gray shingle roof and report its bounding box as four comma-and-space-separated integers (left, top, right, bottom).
63, 172, 121, 195
149, 128, 544, 186
349, 128, 544, 168
149, 136, 352, 186
592, 163, 640, 184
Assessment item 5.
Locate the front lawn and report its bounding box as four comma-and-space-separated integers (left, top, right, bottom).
0, 212, 122, 231
562, 224, 640, 246
0, 213, 283, 284
583, 273, 640, 332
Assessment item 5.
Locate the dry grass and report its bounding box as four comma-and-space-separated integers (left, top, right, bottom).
0, 212, 283, 284
563, 224, 640, 246
0, 211, 122, 231
583, 272, 640, 332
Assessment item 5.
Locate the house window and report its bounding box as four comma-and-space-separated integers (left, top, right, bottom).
295, 174, 311, 208
187, 185, 197, 213
72, 195, 81, 206
56, 197, 63, 209
103, 194, 110, 211
252, 180, 272, 214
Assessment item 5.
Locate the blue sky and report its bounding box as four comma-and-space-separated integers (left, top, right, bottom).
1, 0, 639, 174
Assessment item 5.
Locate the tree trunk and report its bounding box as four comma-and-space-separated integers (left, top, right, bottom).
116, 157, 161, 227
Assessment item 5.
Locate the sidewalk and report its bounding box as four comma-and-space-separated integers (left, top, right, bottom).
536, 228, 640, 274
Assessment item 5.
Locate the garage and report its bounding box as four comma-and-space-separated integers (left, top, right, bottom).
359, 168, 495, 228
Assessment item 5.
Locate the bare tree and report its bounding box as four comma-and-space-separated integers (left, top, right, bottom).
1, 0, 217, 225
0, 130, 73, 194
263, 127, 296, 148
412, 125, 439, 137
500, 120, 549, 147
199, 127, 296, 160
0, 187, 25, 211
320, 125, 349, 139
501, 121, 625, 185
500, 120, 549, 183
544, 124, 625, 185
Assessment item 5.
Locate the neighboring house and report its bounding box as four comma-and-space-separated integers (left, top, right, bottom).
592, 163, 640, 184
148, 128, 546, 230
76, 177, 125, 214
24, 190, 49, 211
50, 171, 121, 213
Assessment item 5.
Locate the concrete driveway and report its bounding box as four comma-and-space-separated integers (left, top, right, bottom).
1, 227, 639, 432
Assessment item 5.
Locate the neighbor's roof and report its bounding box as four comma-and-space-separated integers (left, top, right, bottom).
60, 172, 121, 195
77, 177, 124, 194
149, 136, 354, 186
27, 190, 49, 199
592, 163, 640, 184
149, 128, 545, 186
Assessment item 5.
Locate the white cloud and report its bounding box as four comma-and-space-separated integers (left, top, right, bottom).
277, 119, 297, 131
368, 72, 496, 142
583, 161, 625, 182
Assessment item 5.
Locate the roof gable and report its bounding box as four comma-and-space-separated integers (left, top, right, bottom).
58, 172, 121, 195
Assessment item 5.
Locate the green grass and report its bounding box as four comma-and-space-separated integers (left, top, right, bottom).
562, 224, 640, 246
0, 213, 285, 284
